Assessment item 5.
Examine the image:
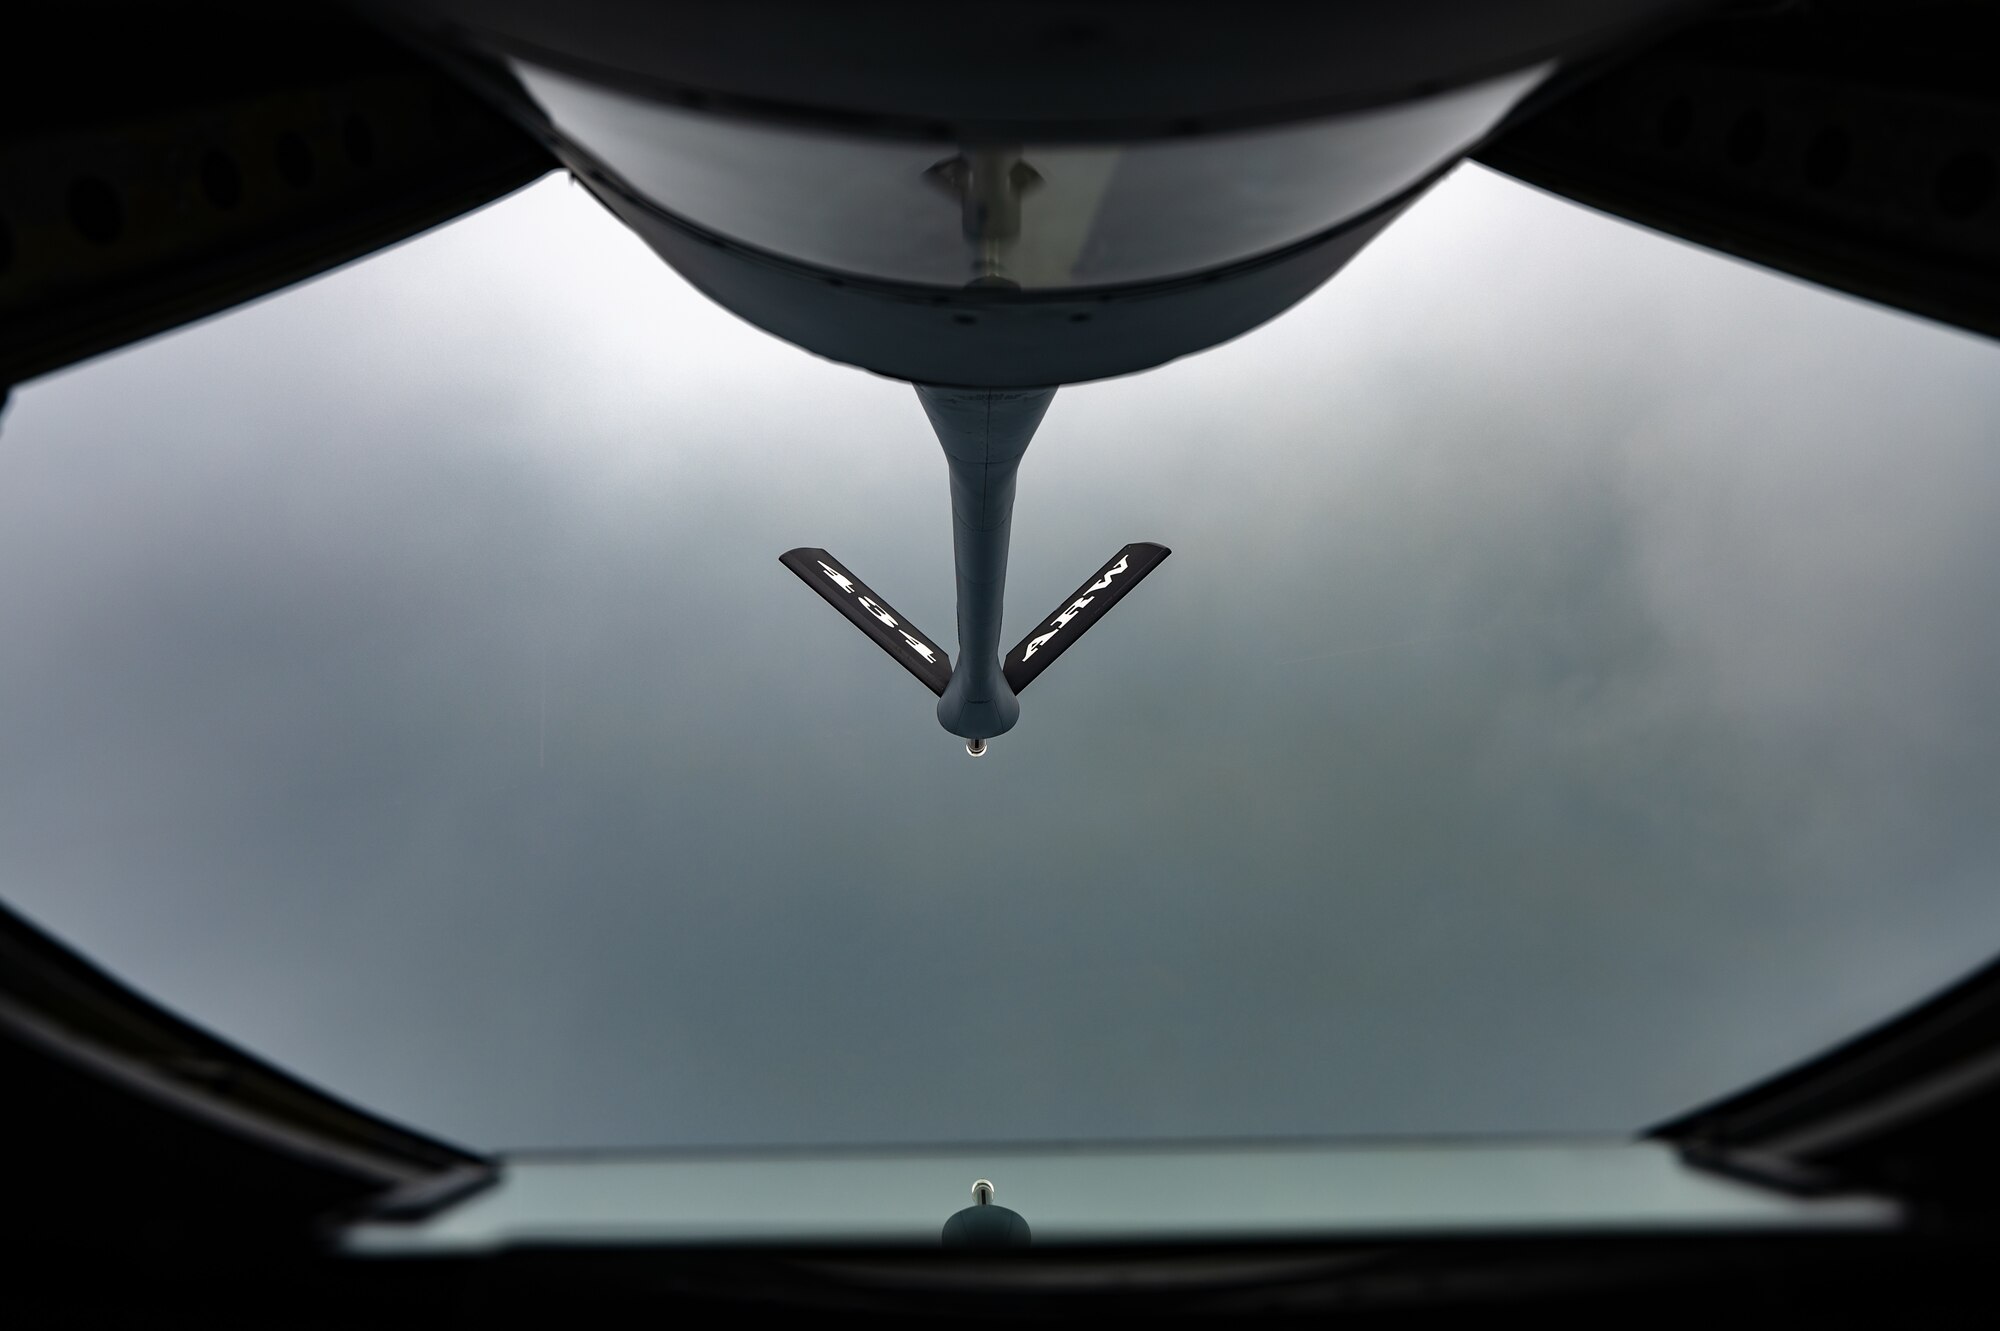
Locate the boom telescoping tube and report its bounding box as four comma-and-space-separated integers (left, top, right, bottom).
916, 384, 1057, 741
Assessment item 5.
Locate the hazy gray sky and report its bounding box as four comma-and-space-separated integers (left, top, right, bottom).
5, 163, 2000, 1151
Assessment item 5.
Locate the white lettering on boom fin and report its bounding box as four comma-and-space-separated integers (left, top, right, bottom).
1086, 555, 1129, 594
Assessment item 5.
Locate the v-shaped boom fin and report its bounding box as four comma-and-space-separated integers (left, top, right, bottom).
780, 548, 953, 696
1004, 542, 1171, 693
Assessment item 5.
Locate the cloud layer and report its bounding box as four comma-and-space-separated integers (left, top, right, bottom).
4, 165, 1999, 1150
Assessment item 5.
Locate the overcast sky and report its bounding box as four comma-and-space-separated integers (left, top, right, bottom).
5, 163, 2000, 1152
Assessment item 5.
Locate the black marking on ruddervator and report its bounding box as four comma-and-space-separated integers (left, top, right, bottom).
1004, 542, 1171, 693
781, 548, 953, 696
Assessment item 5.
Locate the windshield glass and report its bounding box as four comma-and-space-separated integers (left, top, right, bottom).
5, 163, 1998, 1151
